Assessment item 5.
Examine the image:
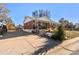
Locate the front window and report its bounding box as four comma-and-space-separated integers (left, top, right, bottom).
38, 22, 48, 29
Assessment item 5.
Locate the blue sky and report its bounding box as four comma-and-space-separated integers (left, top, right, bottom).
6, 3, 79, 25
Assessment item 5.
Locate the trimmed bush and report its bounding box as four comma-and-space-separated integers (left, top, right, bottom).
51, 24, 65, 42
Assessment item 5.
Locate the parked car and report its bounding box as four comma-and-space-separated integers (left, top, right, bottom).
0, 20, 7, 35
44, 32, 52, 37
39, 30, 52, 38
32, 29, 39, 34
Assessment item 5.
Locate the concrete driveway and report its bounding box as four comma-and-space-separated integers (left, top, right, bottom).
0, 30, 47, 55
71, 49, 79, 55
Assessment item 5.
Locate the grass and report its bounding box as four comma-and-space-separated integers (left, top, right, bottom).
65, 30, 79, 39
40, 28, 79, 39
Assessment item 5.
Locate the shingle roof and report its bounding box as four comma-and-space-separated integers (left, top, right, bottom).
24, 16, 52, 23
38, 16, 51, 22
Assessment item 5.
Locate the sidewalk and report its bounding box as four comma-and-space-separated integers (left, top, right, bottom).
46, 37, 79, 55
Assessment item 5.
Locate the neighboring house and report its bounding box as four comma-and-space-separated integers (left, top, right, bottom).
6, 17, 16, 30
74, 23, 79, 30
23, 16, 53, 29
16, 24, 23, 30
0, 15, 16, 30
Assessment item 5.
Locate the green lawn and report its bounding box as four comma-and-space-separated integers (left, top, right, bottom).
65, 30, 79, 39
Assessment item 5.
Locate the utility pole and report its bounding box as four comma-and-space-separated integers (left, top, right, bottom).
35, 11, 39, 33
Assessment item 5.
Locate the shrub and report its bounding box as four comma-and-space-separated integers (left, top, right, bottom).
51, 24, 65, 42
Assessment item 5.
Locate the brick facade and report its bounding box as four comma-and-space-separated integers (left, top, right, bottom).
24, 20, 35, 29
24, 16, 53, 29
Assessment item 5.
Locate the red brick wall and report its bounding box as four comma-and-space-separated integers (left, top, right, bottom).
24, 20, 35, 29
24, 20, 53, 29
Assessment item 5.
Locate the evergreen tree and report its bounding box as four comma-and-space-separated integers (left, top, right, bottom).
51, 24, 65, 42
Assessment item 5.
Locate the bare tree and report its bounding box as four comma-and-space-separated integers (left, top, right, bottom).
32, 10, 51, 18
